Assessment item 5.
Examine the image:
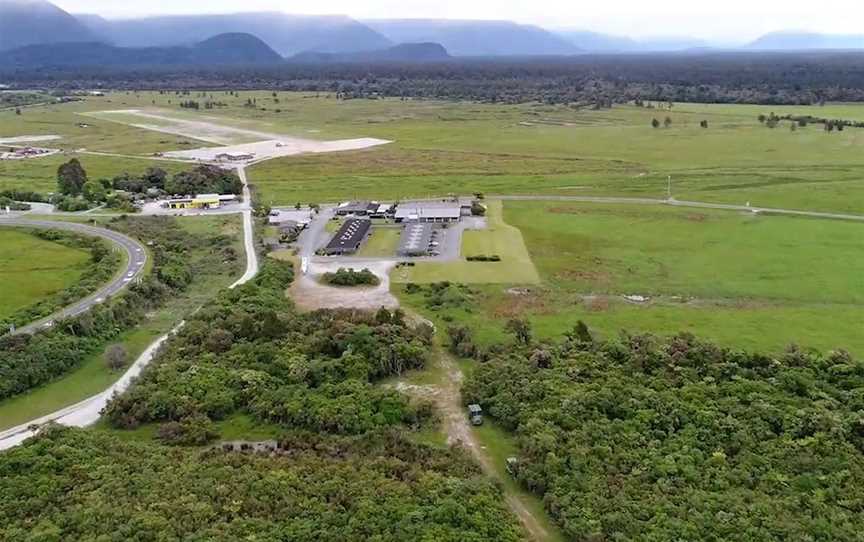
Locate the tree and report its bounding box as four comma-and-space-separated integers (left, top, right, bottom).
663, 116, 672, 128
651, 118, 660, 128
15, 108, 21, 116
82, 181, 106, 203
505, 318, 532, 346
57, 158, 88, 196
700, 120, 709, 128
105, 344, 128, 371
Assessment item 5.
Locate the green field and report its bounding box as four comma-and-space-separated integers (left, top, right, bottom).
356, 227, 401, 257
399, 200, 864, 356
0, 229, 90, 321
0, 153, 190, 194
4, 92, 864, 214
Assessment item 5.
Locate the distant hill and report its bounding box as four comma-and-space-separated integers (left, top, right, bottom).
556, 31, 710, 53
0, 33, 284, 68
748, 31, 864, 50
555, 30, 639, 52
76, 13, 392, 56
290, 42, 450, 63
0, 0, 96, 51
364, 19, 579, 56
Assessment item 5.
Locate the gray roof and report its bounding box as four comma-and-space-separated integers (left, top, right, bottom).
395, 201, 461, 220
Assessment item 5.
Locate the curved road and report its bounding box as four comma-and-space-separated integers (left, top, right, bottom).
0, 166, 258, 451
0, 218, 148, 336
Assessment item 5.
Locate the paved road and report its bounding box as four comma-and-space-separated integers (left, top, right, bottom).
0, 218, 148, 336
0, 166, 259, 451
495, 195, 864, 222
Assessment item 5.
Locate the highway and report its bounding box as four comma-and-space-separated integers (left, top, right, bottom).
0, 218, 148, 336
0, 166, 258, 451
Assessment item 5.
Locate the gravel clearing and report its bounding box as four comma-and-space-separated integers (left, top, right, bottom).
289, 259, 398, 311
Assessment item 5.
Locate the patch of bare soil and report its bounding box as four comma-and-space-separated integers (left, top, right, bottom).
288, 260, 398, 311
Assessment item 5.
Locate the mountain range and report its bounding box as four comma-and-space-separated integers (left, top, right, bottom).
0, 33, 284, 68
2, 0, 864, 62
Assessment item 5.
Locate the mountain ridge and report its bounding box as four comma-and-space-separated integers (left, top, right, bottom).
0, 32, 284, 68
0, 0, 96, 51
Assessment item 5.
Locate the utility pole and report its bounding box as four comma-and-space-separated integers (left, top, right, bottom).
667, 175, 673, 200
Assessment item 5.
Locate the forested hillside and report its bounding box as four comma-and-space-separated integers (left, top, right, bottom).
464, 329, 864, 540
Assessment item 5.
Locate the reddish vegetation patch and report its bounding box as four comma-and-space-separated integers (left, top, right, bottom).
585, 296, 611, 312
490, 290, 557, 319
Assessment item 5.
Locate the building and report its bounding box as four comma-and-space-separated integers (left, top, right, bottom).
335, 201, 380, 217
323, 218, 372, 255
165, 193, 223, 210
398, 223, 435, 257
215, 152, 255, 162
369, 203, 394, 219
394, 201, 462, 223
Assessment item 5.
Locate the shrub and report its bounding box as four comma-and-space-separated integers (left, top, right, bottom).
322, 268, 380, 287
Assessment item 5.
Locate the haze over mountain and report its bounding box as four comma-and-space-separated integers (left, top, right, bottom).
0, 0, 95, 51
290, 43, 450, 64
76, 12, 392, 56
0, 32, 283, 68
365, 19, 579, 56
748, 31, 864, 50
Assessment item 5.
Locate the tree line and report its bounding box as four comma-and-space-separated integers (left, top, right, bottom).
10, 52, 864, 105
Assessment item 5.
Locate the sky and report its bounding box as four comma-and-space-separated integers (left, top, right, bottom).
52, 0, 864, 43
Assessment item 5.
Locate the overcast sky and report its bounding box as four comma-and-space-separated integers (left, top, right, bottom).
52, 0, 864, 43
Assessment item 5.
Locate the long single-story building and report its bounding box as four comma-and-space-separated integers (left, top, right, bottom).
323, 218, 372, 255
394, 201, 462, 223
336, 201, 381, 216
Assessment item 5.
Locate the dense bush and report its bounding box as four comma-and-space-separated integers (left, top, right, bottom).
0, 189, 47, 203
322, 267, 380, 287
0, 196, 30, 210
463, 331, 864, 541
466, 255, 501, 262
0, 216, 238, 401
165, 165, 242, 196
104, 260, 433, 438
0, 426, 522, 541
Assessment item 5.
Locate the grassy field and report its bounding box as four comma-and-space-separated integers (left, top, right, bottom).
394, 201, 540, 284
356, 227, 401, 257
0, 153, 191, 194
399, 200, 864, 356
4, 92, 864, 213
0, 215, 244, 431
0, 228, 90, 321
